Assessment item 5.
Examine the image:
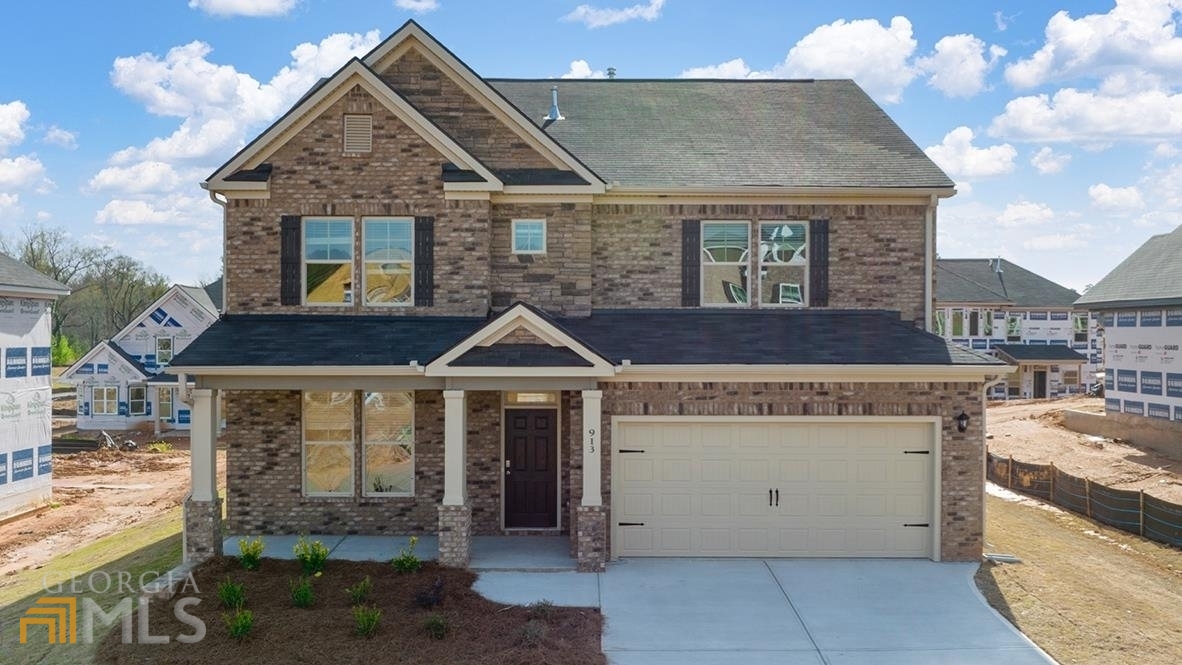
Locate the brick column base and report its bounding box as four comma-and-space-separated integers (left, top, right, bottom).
183, 496, 223, 563
437, 504, 472, 568
576, 505, 607, 573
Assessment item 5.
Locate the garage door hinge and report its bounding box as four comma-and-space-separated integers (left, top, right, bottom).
617, 522, 645, 527
618, 449, 646, 454
903, 450, 930, 455
903, 523, 930, 528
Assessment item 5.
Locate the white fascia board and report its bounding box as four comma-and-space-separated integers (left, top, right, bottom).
501, 184, 606, 196
425, 366, 612, 378
165, 365, 426, 377
363, 28, 602, 187
599, 186, 954, 204
603, 364, 1015, 383
0, 285, 70, 299
205, 61, 502, 194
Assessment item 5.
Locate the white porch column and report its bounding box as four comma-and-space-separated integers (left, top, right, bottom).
581, 389, 603, 506
442, 389, 467, 506
190, 388, 218, 502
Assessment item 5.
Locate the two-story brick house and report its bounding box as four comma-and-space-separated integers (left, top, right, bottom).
171, 21, 1009, 571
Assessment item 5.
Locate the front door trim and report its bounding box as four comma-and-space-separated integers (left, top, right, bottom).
501, 401, 562, 531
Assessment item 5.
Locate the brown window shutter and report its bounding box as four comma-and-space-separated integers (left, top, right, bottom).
681, 220, 701, 307
809, 218, 830, 307
280, 215, 301, 305
414, 216, 435, 307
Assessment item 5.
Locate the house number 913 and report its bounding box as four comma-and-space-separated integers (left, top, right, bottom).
587, 428, 597, 454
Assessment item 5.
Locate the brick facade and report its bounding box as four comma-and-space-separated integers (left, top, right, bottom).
183, 497, 223, 563
490, 202, 593, 316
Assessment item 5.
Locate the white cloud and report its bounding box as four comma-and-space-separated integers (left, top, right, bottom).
994, 10, 1019, 31
1089, 183, 1146, 210
1031, 146, 1071, 174
188, 0, 299, 17
1023, 233, 1087, 251
924, 127, 1016, 178
0, 192, 17, 210
561, 60, 607, 79
42, 126, 78, 150
997, 201, 1055, 228
680, 58, 759, 79
1006, 1, 1182, 88
563, 0, 665, 29
1154, 142, 1180, 157
779, 17, 918, 104
89, 161, 183, 194
0, 100, 30, 152
988, 88, 1182, 142
35, 210, 50, 221
394, 0, 438, 12
915, 34, 1005, 98
94, 193, 218, 228
0, 154, 47, 189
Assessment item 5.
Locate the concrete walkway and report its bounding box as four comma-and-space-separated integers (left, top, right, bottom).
476, 559, 1058, 665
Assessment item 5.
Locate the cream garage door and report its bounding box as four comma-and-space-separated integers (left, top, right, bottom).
614, 420, 935, 558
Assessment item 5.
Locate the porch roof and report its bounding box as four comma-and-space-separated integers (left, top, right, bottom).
170, 309, 1002, 370
991, 343, 1087, 364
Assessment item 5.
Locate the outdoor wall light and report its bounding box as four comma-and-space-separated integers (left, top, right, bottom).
955, 410, 970, 433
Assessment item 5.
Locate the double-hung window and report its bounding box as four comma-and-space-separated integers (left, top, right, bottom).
701, 221, 750, 306
129, 386, 147, 416
93, 387, 118, 415
1073, 314, 1088, 342
512, 219, 546, 254
951, 310, 965, 337
158, 387, 174, 420
758, 222, 807, 307
362, 218, 414, 306
363, 391, 415, 496
303, 392, 355, 496
156, 337, 173, 366
304, 218, 354, 305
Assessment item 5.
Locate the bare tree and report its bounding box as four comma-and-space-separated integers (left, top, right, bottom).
1, 226, 110, 338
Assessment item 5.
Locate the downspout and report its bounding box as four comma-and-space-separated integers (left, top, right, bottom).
924, 194, 936, 331
208, 189, 228, 316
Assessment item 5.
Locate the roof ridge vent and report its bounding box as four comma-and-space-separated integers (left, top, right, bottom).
543, 85, 564, 121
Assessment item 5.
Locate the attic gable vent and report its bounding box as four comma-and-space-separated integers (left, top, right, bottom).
343, 114, 373, 153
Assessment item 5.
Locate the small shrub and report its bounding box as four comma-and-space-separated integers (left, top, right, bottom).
422, 612, 450, 640
144, 440, 173, 453
290, 576, 315, 608
520, 619, 547, 647
238, 537, 265, 571
294, 536, 329, 575
526, 599, 554, 621
392, 535, 422, 574
352, 604, 382, 638
345, 576, 373, 605
224, 608, 254, 641
217, 578, 246, 610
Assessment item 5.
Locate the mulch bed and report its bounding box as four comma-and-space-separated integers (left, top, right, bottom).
95, 557, 604, 665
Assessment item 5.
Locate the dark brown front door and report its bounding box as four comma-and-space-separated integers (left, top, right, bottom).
504, 409, 557, 528
1034, 370, 1048, 398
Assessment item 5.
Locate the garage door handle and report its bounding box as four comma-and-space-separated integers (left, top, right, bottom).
903, 523, 930, 528
775, 489, 779, 507
903, 450, 930, 455
618, 522, 645, 527
769, 489, 773, 506
618, 449, 646, 454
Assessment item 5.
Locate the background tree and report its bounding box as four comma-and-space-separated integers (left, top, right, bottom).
1, 226, 109, 340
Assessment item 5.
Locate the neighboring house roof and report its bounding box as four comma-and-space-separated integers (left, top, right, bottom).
937, 258, 1080, 308
203, 278, 224, 312
991, 344, 1088, 363
0, 252, 70, 299
60, 340, 151, 383
1075, 225, 1182, 310
489, 79, 954, 191
180, 284, 218, 316
109, 283, 219, 344
171, 310, 1003, 369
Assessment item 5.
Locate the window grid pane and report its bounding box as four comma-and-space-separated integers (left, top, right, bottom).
702, 222, 749, 306
513, 221, 546, 253
363, 391, 414, 495
759, 222, 807, 307
363, 219, 414, 305
303, 392, 355, 495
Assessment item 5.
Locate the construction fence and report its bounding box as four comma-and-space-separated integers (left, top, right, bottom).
986, 451, 1182, 548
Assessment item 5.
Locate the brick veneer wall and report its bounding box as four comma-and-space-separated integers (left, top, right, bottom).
223, 86, 491, 316
591, 203, 929, 323
595, 381, 986, 562
489, 202, 593, 316
376, 48, 554, 171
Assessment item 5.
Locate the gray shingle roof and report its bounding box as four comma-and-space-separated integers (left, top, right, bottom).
0, 253, 70, 297
1075, 225, 1182, 309
937, 259, 1080, 307
202, 278, 224, 312
991, 344, 1087, 363
179, 284, 219, 317
488, 79, 954, 190
172, 310, 1002, 369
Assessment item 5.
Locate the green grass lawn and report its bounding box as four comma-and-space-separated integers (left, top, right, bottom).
0, 507, 182, 665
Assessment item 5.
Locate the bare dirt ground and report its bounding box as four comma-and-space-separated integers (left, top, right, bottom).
986, 395, 1182, 503
0, 433, 225, 579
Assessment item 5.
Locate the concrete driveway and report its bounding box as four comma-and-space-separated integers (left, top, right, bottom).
476, 559, 1056, 665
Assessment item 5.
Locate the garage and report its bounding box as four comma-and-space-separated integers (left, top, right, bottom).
613, 418, 938, 559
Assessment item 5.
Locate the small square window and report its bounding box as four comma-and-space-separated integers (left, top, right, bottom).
512, 220, 546, 254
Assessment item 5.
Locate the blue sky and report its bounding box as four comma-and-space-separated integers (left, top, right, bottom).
0, 0, 1172, 292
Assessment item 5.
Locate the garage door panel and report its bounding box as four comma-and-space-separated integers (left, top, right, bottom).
616, 420, 934, 558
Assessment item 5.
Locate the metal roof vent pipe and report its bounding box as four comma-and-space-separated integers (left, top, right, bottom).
607, 67, 617, 79
994, 256, 1004, 273
544, 85, 564, 121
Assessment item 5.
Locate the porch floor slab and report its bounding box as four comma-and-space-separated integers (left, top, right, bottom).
470, 536, 575, 571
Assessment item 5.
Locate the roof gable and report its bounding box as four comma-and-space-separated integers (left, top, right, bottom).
110, 284, 218, 344
1075, 225, 1182, 309
0, 253, 70, 299
60, 341, 150, 383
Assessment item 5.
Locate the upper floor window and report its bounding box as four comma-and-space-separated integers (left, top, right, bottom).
951, 310, 965, 337
758, 222, 807, 307
512, 219, 547, 254
1073, 314, 1088, 342
701, 221, 750, 306
156, 336, 174, 366
343, 114, 372, 153
363, 218, 413, 306
304, 218, 354, 305
1006, 314, 1022, 341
